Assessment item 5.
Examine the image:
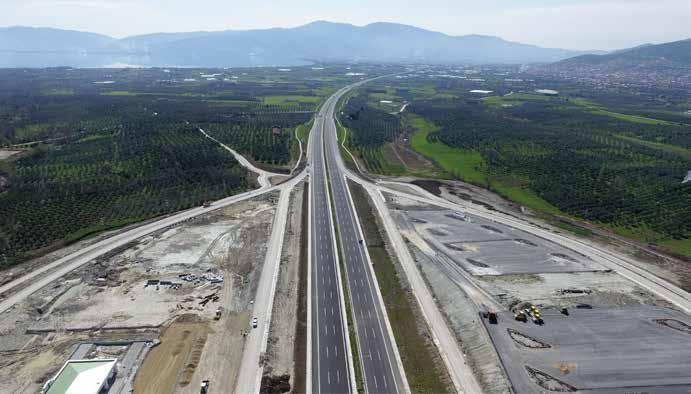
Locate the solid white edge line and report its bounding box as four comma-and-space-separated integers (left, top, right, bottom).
320, 97, 358, 394
306, 109, 320, 394
340, 171, 411, 394
358, 179, 475, 393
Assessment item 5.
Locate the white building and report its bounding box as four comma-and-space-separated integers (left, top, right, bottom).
43, 359, 117, 394
535, 89, 559, 96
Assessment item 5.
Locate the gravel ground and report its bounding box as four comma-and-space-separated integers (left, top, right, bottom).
265, 183, 305, 389
0, 194, 277, 394
410, 245, 511, 394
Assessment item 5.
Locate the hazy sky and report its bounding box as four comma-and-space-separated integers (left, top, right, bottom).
1, 0, 690, 50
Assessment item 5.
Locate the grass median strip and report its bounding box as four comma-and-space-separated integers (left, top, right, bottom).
347, 180, 454, 393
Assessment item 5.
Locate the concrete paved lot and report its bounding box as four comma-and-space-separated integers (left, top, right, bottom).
406, 209, 603, 275
482, 306, 691, 393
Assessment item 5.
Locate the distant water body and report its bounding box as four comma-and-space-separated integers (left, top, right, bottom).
0, 50, 311, 68
0, 50, 153, 68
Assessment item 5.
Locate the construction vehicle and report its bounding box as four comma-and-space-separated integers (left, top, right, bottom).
515, 311, 527, 322
200, 380, 210, 394
214, 307, 222, 320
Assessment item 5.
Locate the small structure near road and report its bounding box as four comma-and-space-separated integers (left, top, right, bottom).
535, 89, 559, 96
179, 273, 224, 284
42, 359, 117, 394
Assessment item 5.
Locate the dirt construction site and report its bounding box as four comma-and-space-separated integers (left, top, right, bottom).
386, 179, 691, 394
0, 191, 296, 394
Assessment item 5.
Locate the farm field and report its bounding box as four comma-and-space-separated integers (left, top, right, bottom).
0, 66, 373, 266
336, 70, 690, 257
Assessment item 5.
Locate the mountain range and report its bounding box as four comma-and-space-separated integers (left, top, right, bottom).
549, 38, 691, 68
0, 21, 598, 68
536, 39, 691, 86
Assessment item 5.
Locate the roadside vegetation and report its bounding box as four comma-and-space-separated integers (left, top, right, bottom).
347, 180, 453, 393
337, 72, 690, 257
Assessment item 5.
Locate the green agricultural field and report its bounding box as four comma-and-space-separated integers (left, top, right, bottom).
0, 65, 363, 265
14, 123, 52, 141
101, 90, 141, 96
206, 99, 257, 107
571, 97, 674, 125
42, 88, 74, 96
0, 121, 250, 266
407, 115, 562, 214
337, 75, 691, 257
409, 81, 688, 253
409, 115, 484, 183
262, 95, 321, 105
616, 135, 691, 159
658, 239, 691, 258
338, 91, 406, 174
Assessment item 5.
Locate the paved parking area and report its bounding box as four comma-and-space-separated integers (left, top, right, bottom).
406, 209, 603, 275
481, 306, 691, 393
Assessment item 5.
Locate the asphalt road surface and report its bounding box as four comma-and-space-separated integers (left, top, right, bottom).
310, 85, 407, 394
482, 306, 691, 393
309, 92, 353, 393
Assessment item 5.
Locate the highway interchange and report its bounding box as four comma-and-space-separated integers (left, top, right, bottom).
0, 79, 689, 394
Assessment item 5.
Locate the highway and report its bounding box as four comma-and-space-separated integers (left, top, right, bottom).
3, 77, 689, 394
308, 84, 408, 394
308, 91, 355, 394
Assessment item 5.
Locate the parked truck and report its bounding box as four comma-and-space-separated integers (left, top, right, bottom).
200, 380, 210, 394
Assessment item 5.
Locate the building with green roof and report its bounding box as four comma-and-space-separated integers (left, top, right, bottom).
43, 359, 117, 394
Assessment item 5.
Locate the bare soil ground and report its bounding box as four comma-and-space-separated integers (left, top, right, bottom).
399, 177, 690, 292
391, 136, 438, 174
134, 315, 210, 394
264, 183, 305, 392
0, 194, 277, 394
478, 272, 667, 310
0, 149, 22, 160
409, 245, 511, 394
387, 190, 685, 393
